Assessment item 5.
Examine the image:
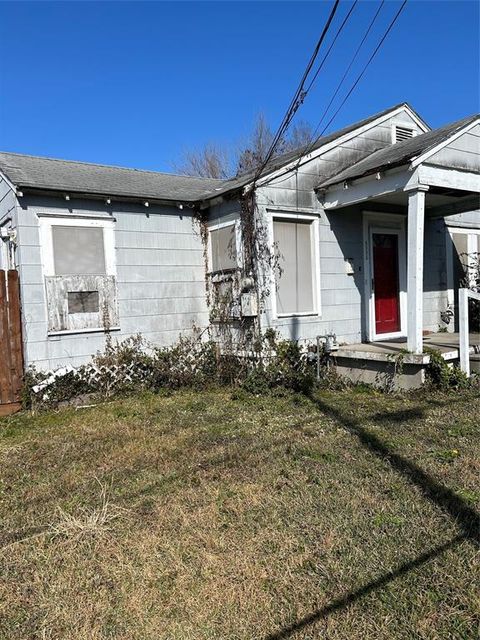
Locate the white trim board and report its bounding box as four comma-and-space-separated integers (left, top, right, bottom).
206, 219, 241, 273
363, 212, 407, 342
269, 211, 321, 320
255, 105, 429, 190
411, 118, 480, 168
38, 214, 116, 277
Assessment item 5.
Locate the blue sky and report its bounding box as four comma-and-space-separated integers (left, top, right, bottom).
0, 1, 478, 172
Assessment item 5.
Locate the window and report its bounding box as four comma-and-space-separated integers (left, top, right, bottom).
52, 226, 106, 275
39, 216, 118, 334
210, 224, 237, 272
273, 218, 317, 316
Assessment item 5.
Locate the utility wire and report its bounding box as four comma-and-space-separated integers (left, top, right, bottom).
303, 0, 359, 95
295, 0, 385, 166
317, 0, 408, 140
261, 0, 407, 189
252, 0, 341, 183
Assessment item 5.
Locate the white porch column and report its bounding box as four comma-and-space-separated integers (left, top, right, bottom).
406, 186, 429, 354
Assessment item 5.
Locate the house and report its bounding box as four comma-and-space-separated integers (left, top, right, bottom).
0, 102, 479, 404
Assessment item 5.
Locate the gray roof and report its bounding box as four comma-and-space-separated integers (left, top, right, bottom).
0, 103, 426, 204
208, 102, 428, 198
0, 152, 224, 202
316, 114, 480, 190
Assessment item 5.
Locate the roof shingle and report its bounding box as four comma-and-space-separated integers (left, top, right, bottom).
316, 114, 479, 190
0, 103, 424, 203
0, 152, 224, 202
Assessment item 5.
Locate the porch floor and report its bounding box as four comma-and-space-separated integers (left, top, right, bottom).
335, 332, 480, 365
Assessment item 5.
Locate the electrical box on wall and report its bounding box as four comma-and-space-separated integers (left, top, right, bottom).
241, 292, 258, 317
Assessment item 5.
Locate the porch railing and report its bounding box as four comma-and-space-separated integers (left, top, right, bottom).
458, 288, 480, 377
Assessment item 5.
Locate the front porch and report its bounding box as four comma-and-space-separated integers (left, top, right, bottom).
333, 332, 480, 390
316, 115, 480, 387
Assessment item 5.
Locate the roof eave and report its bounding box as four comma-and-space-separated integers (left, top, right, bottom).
17, 185, 205, 208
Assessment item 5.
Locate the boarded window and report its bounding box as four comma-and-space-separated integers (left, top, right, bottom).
52, 226, 106, 275
68, 290, 100, 314
274, 219, 314, 315
210, 225, 237, 272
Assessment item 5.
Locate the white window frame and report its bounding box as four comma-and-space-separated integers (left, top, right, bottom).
38, 215, 116, 278
446, 226, 480, 297
207, 219, 241, 273
38, 215, 117, 335
270, 212, 321, 319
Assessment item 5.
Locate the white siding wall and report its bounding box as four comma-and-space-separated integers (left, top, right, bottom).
17, 195, 209, 370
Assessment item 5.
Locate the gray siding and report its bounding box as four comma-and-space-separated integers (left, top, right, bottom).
423, 218, 449, 332
255, 111, 425, 344
445, 210, 480, 229
428, 123, 480, 172
17, 195, 209, 370
0, 174, 18, 270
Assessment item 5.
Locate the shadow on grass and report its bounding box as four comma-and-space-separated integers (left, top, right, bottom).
264, 534, 467, 640
312, 397, 479, 544
264, 395, 479, 639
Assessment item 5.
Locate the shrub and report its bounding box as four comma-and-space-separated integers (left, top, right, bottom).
424, 347, 470, 390
22, 330, 320, 409
241, 331, 315, 395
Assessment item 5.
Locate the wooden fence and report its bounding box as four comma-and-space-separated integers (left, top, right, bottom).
0, 270, 23, 416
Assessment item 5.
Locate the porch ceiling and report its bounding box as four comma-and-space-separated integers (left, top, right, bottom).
361, 186, 479, 213
318, 163, 480, 216
317, 114, 480, 215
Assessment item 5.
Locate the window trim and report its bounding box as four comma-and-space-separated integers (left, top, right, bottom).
270, 212, 321, 319
447, 226, 480, 298
207, 219, 240, 274
39, 215, 116, 278
38, 215, 118, 335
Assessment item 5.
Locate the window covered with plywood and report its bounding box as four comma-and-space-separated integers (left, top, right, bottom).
40, 218, 118, 334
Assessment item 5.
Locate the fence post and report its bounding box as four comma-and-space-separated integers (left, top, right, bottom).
458, 288, 470, 377
0, 271, 14, 404
7, 270, 24, 397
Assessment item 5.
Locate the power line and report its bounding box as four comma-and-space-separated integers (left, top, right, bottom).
304, 0, 359, 95
252, 0, 341, 183
318, 0, 408, 139
260, 0, 407, 188
299, 1, 386, 162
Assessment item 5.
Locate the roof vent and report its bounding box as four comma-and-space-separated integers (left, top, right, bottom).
393, 125, 415, 143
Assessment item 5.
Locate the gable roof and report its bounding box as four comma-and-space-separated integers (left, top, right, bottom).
316, 114, 480, 190
0, 151, 224, 202
204, 102, 429, 199
0, 103, 428, 204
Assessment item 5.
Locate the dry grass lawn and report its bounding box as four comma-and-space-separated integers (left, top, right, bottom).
0, 387, 479, 639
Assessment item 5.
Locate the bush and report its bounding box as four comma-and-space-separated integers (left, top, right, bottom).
241, 332, 315, 395
424, 347, 471, 390
22, 330, 319, 409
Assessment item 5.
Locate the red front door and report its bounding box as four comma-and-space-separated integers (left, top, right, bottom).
373, 233, 400, 335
